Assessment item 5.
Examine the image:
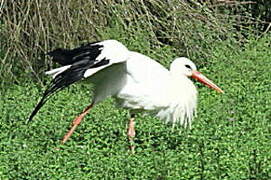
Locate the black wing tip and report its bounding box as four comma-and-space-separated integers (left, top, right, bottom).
27, 94, 49, 123
27, 112, 36, 123
27, 108, 38, 124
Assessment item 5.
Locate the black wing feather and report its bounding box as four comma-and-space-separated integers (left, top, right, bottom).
28, 42, 110, 122
47, 42, 102, 65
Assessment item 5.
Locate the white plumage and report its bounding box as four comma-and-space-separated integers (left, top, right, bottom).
29, 39, 223, 145
115, 52, 198, 128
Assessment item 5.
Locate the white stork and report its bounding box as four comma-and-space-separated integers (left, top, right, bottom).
29, 40, 223, 151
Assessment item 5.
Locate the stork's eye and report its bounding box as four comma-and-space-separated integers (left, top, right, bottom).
185, 64, 192, 69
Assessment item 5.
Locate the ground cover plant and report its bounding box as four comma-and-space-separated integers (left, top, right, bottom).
1, 36, 270, 179
1, 0, 271, 179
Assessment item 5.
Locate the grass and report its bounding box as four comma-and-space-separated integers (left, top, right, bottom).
1, 35, 270, 179
2, 0, 251, 84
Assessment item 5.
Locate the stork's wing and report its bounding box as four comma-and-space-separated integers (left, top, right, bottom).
28, 40, 129, 121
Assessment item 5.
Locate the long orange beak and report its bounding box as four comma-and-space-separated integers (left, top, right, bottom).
191, 71, 224, 93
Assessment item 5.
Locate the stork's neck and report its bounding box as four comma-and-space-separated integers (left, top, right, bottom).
169, 71, 194, 90
169, 70, 191, 85
155, 72, 198, 128
168, 71, 197, 107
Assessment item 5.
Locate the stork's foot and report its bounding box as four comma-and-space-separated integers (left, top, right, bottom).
127, 116, 136, 154
61, 104, 93, 144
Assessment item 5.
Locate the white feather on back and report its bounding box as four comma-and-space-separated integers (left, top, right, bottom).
84, 40, 129, 78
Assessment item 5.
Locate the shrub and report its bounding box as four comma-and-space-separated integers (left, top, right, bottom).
0, 0, 267, 84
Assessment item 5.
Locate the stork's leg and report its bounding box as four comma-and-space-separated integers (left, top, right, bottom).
127, 114, 136, 153
61, 103, 94, 144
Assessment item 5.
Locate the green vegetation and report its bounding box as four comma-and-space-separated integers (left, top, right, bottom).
1, 0, 271, 179
1, 36, 270, 179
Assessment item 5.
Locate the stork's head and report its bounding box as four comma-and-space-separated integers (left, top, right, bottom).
170, 57, 224, 93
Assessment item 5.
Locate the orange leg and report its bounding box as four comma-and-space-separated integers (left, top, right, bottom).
61, 103, 93, 144
127, 114, 136, 153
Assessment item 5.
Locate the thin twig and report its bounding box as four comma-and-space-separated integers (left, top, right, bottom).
263, 22, 271, 34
